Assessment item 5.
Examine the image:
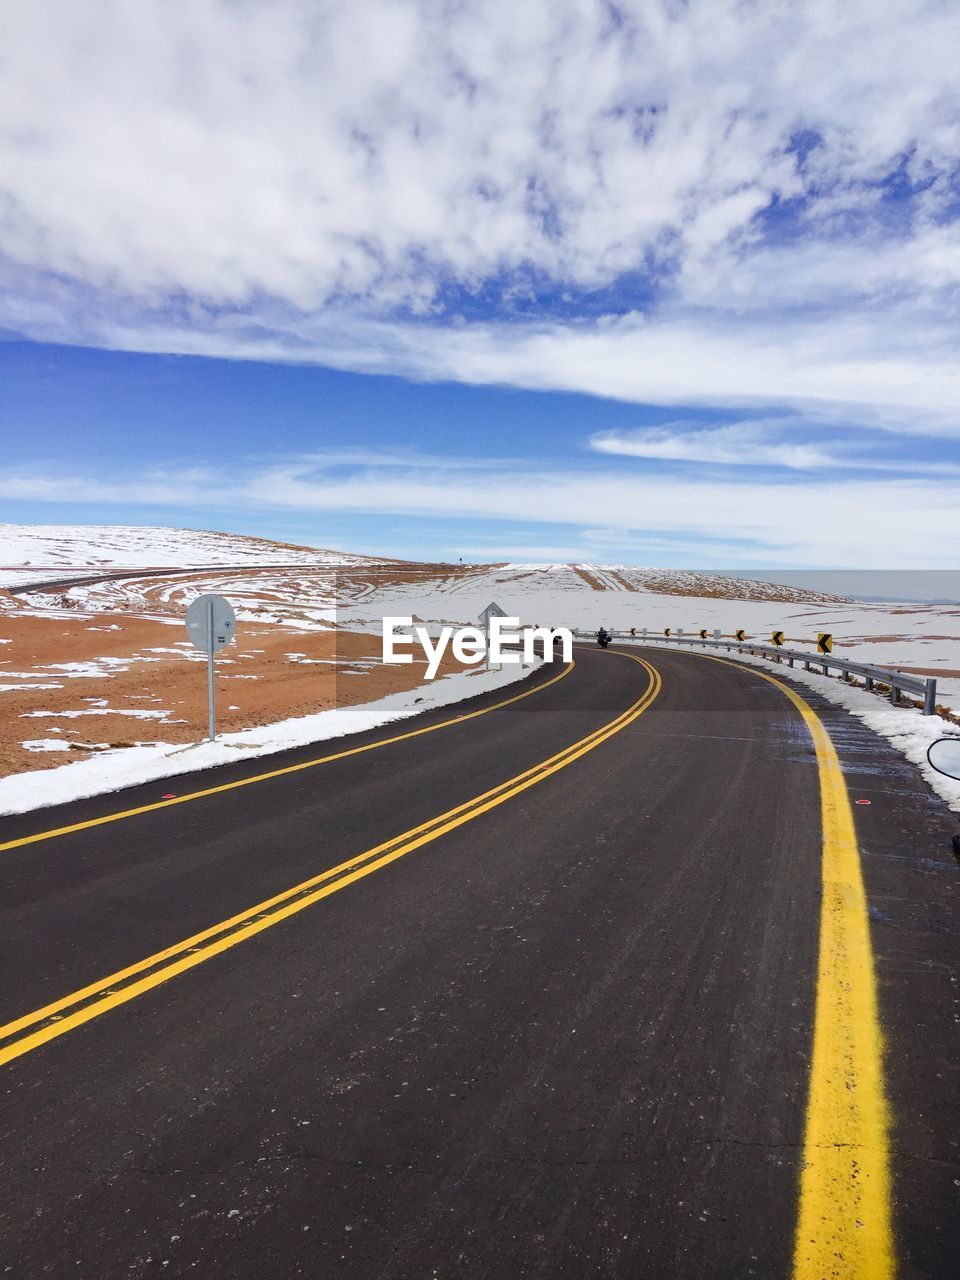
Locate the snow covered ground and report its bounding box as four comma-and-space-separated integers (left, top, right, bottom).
0, 523, 375, 574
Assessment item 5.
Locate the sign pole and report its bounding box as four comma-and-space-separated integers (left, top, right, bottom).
186, 593, 236, 744
207, 596, 216, 741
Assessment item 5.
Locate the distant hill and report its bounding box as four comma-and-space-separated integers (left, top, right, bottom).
0, 524, 848, 605
0, 523, 389, 571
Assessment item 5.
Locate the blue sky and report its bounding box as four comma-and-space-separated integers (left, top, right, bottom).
1, 2, 959, 569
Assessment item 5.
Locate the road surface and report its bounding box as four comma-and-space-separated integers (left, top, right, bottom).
0, 645, 956, 1278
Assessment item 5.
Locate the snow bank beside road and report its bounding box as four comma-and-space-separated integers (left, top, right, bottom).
0, 660, 543, 818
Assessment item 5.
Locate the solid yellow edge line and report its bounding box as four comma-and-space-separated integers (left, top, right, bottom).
637, 646, 894, 1279
0, 655, 660, 1066
789, 690, 894, 1280
0, 659, 575, 854
0, 656, 651, 1041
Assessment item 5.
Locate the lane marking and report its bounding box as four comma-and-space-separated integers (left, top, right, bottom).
627, 645, 894, 1280
0, 660, 575, 855
0, 654, 660, 1067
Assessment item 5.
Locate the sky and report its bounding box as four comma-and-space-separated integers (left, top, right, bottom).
1, 0, 959, 573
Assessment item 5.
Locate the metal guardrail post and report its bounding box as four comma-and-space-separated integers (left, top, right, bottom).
924, 679, 937, 716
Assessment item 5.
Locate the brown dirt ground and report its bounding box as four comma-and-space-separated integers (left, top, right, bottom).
0, 611, 467, 779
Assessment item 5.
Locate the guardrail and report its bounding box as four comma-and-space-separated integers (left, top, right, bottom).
574, 630, 939, 715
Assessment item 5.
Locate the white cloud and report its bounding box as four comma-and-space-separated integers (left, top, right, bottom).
2, 453, 957, 568
589, 421, 960, 471
592, 421, 840, 469
1, 1, 959, 430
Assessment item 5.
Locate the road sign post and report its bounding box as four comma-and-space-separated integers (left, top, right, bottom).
817, 632, 832, 675
479, 601, 508, 670
185, 594, 237, 742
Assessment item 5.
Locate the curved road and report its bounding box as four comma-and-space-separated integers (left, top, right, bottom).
0, 645, 956, 1278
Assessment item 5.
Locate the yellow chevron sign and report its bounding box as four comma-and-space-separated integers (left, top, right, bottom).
818, 632, 833, 654
735, 629, 746, 642
699, 629, 708, 639
629, 627, 636, 636
771, 630, 784, 647
663, 627, 671, 637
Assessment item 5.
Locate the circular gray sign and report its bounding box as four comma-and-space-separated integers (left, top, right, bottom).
185, 593, 237, 654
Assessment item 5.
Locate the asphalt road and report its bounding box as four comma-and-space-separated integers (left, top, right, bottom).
0, 645, 956, 1278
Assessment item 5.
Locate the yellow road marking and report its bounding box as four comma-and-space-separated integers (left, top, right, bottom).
0, 654, 660, 1067
0, 659, 575, 855
633, 645, 894, 1279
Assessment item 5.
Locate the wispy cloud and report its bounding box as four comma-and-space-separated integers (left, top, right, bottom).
589, 420, 960, 472
591, 422, 837, 470
2, 451, 957, 568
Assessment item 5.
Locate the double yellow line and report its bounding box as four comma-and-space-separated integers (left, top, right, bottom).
0, 654, 661, 1068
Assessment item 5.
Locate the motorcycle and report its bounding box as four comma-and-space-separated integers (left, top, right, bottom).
596, 628, 611, 649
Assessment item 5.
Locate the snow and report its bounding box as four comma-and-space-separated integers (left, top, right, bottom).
623, 639, 960, 815
20, 708, 180, 721
0, 660, 544, 817
0, 683, 64, 692
0, 671, 66, 680
0, 523, 374, 578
